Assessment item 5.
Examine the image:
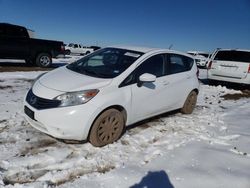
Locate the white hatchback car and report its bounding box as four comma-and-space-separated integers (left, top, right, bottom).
24, 46, 199, 146
208, 49, 250, 85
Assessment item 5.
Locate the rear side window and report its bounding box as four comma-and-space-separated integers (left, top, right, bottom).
6, 26, 28, 37
214, 51, 250, 63
168, 54, 194, 74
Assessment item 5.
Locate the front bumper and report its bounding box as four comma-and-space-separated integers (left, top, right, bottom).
23, 101, 99, 141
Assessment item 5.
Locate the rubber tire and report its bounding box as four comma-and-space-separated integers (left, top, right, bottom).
89, 109, 124, 147
65, 50, 71, 55
85, 51, 90, 55
35, 53, 52, 68
181, 91, 197, 114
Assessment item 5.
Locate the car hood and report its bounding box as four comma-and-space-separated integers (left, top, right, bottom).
39, 66, 112, 92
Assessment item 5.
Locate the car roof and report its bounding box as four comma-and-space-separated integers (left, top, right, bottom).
108, 45, 189, 56
187, 51, 209, 54
216, 48, 250, 53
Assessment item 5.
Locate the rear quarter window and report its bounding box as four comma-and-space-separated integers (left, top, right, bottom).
214, 51, 250, 63
168, 54, 194, 74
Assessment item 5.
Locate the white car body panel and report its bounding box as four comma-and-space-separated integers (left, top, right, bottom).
39, 67, 112, 92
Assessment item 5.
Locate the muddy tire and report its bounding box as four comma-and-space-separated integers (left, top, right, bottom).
89, 109, 124, 147
35, 53, 52, 68
181, 91, 197, 114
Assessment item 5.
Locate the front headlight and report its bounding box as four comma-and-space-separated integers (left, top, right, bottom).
54, 89, 99, 107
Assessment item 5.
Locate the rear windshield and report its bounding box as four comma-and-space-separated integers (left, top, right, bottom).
214, 51, 250, 63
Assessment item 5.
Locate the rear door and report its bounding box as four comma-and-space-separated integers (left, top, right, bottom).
126, 53, 194, 122
165, 53, 195, 108
211, 50, 250, 79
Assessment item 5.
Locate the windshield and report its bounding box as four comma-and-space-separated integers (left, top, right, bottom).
67, 48, 144, 78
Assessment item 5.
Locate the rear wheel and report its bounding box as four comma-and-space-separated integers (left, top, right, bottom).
89, 109, 124, 147
36, 53, 52, 68
181, 91, 197, 114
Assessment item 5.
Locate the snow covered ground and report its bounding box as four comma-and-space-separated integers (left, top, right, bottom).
0, 64, 249, 188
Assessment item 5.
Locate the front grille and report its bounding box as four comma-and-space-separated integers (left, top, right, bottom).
26, 89, 61, 110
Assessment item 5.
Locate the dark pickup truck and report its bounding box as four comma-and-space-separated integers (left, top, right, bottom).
0, 23, 65, 67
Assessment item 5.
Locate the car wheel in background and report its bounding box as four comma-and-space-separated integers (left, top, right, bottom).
36, 53, 52, 68
89, 109, 125, 147
65, 49, 71, 55
85, 51, 90, 55
181, 91, 197, 114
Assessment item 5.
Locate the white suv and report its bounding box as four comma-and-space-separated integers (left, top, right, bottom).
24, 46, 199, 147
208, 49, 250, 85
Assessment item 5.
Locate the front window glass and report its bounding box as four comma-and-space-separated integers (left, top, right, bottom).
136, 54, 165, 78
67, 48, 144, 78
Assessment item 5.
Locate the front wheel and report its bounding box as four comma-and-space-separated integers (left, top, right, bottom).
181, 91, 197, 114
89, 109, 125, 147
36, 53, 52, 68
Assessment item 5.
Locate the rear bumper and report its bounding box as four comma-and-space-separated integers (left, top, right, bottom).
208, 71, 250, 84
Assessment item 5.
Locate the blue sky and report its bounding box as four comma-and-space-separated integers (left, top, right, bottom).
0, 0, 250, 52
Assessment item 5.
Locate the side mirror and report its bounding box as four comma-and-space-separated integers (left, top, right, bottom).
138, 73, 156, 87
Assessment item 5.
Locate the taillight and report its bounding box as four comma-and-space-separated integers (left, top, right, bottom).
207, 61, 213, 69
248, 64, 250, 73
61, 45, 65, 51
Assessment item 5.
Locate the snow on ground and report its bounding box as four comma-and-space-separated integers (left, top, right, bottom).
0, 67, 249, 188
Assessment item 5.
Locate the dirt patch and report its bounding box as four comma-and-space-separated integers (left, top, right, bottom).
19, 139, 57, 156
221, 90, 250, 100
0, 66, 53, 72
0, 85, 13, 89
14, 79, 34, 83
3, 170, 48, 185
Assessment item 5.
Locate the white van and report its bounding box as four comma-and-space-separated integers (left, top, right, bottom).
208, 49, 250, 85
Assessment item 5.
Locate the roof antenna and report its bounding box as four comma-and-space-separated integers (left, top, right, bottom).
169, 44, 173, 49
